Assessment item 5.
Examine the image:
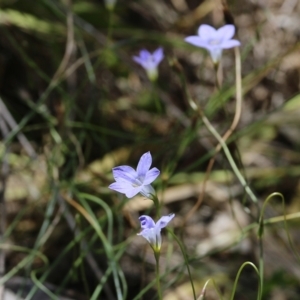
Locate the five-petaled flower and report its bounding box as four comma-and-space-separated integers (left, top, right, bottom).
109, 152, 160, 199
133, 48, 164, 81
138, 214, 175, 252
185, 24, 240, 64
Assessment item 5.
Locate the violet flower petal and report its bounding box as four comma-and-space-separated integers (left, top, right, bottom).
140, 184, 155, 198
133, 56, 144, 65
108, 181, 141, 198
112, 166, 139, 183
198, 24, 216, 40
215, 24, 235, 40
184, 36, 209, 49
220, 39, 241, 49
156, 214, 175, 229
133, 56, 150, 70
125, 186, 142, 198
153, 48, 164, 64
143, 168, 160, 185
138, 228, 156, 246
140, 49, 151, 60
139, 215, 156, 229
136, 152, 152, 179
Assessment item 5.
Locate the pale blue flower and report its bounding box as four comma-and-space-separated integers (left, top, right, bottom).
109, 152, 160, 198
185, 24, 240, 64
133, 48, 164, 81
138, 214, 175, 252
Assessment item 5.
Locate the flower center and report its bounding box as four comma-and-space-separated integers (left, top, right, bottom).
132, 177, 143, 187
209, 39, 221, 45
144, 55, 158, 72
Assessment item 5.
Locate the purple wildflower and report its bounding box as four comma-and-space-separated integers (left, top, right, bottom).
133, 48, 164, 81
185, 24, 240, 64
109, 152, 160, 199
138, 214, 175, 252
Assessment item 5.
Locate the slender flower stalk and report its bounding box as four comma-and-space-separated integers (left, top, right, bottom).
199, 110, 257, 204
182, 47, 244, 225
104, 0, 117, 11
109, 152, 160, 199
185, 24, 240, 65
155, 251, 162, 300
133, 48, 164, 81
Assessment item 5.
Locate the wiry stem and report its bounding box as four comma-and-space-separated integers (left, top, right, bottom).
184, 47, 249, 224
200, 111, 258, 203
184, 64, 257, 204
0, 114, 10, 300
154, 251, 162, 300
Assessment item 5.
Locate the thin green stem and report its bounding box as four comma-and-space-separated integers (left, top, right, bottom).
258, 236, 264, 300
257, 192, 300, 300
258, 192, 300, 262
229, 262, 261, 300
167, 229, 196, 300
214, 61, 222, 91
199, 111, 258, 204
152, 81, 163, 114
154, 252, 162, 300
177, 46, 257, 204
152, 194, 161, 219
